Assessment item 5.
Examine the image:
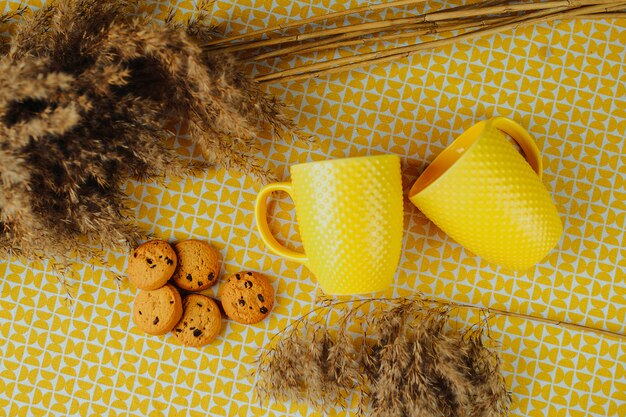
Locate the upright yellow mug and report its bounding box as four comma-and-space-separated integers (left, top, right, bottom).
409, 117, 563, 271
255, 155, 403, 295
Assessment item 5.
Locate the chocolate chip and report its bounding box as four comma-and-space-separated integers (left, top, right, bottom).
197, 281, 203, 287
208, 272, 215, 281
244, 281, 252, 289
166, 257, 173, 265
150, 264, 157, 269
159, 255, 163, 259
193, 329, 202, 337
190, 327, 196, 330
246, 272, 253, 276
257, 294, 265, 302
260, 307, 268, 314
186, 274, 192, 281
197, 303, 203, 307
169, 300, 174, 304
236, 273, 241, 280
175, 328, 182, 333
153, 317, 159, 325
238, 299, 246, 306
146, 258, 153, 264
138, 310, 142, 315
133, 251, 138, 258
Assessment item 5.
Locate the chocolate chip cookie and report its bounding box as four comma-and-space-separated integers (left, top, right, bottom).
221, 271, 274, 324
133, 284, 183, 335
173, 294, 221, 347
127, 240, 177, 290
171, 240, 220, 292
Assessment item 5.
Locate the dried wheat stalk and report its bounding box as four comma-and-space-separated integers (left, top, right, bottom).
205, 0, 624, 84
255, 298, 511, 417
203, 0, 429, 47
254, 1, 625, 83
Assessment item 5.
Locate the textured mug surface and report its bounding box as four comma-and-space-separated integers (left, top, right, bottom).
409, 117, 563, 271
255, 155, 403, 295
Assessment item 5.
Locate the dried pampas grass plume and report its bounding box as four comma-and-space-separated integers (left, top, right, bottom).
255, 298, 511, 417
0, 0, 301, 261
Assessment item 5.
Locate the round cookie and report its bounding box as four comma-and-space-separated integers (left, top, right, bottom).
221, 271, 274, 324
173, 294, 222, 347
127, 240, 177, 290
133, 284, 183, 335
171, 240, 220, 292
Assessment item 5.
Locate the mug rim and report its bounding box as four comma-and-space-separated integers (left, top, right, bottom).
409, 120, 487, 198
291, 153, 399, 173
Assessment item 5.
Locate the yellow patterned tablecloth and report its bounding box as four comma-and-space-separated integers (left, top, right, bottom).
1, 0, 625, 416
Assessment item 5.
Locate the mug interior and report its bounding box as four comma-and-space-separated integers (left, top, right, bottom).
409, 121, 486, 198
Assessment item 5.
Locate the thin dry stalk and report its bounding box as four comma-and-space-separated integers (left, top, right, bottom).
582, 10, 626, 16
203, 0, 428, 47
246, 0, 515, 61
422, 0, 620, 21
214, 16, 430, 54
255, 17, 512, 61
256, 1, 625, 83
216, 0, 616, 56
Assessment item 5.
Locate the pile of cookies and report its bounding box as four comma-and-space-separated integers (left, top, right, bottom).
127, 239, 275, 347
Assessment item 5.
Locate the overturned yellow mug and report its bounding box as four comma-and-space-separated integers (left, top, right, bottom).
409, 117, 563, 271
255, 155, 403, 295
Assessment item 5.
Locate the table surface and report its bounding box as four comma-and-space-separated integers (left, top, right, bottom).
1, 0, 625, 416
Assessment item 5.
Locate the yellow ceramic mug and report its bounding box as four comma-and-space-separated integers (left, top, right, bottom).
255, 155, 403, 295
408, 117, 563, 271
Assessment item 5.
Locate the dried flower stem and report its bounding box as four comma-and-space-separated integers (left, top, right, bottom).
251, 17, 510, 62
255, 1, 626, 83
203, 0, 428, 47
422, 0, 620, 21
214, 0, 617, 56
429, 298, 625, 339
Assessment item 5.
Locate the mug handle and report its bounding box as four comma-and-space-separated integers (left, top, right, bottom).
491, 117, 543, 179
254, 182, 308, 264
